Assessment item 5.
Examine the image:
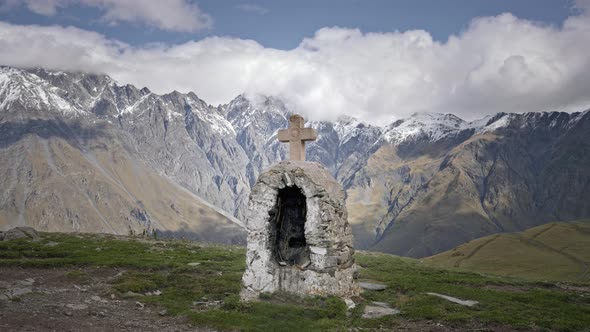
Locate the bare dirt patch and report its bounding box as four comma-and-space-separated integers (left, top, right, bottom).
0, 267, 212, 332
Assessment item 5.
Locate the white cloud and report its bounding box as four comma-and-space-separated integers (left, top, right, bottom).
0, 9, 589, 125
6, 0, 212, 32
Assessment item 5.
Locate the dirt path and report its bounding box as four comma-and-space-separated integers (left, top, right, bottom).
0, 267, 211, 332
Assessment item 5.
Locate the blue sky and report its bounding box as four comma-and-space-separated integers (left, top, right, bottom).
0, 0, 577, 49
0, 0, 588, 124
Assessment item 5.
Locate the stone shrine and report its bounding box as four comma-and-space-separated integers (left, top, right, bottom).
241, 115, 359, 301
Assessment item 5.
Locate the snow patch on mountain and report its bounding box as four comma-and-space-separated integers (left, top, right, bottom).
187, 98, 236, 136
0, 67, 82, 115
333, 115, 363, 143
226, 95, 288, 138
479, 113, 512, 132
382, 112, 467, 143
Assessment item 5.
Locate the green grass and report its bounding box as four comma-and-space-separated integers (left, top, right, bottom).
1, 232, 590, 331
358, 251, 590, 331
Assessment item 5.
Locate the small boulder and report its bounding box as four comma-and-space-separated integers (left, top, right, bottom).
425, 292, 479, 307
65, 304, 88, 310
2, 227, 39, 241
359, 282, 387, 291
362, 302, 400, 318
6, 287, 33, 299
344, 298, 356, 310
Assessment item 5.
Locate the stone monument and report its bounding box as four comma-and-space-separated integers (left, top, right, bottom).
241, 114, 359, 301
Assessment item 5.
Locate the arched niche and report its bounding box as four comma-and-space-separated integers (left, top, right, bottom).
272, 185, 310, 266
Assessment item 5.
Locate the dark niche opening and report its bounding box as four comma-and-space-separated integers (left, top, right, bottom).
272, 186, 310, 266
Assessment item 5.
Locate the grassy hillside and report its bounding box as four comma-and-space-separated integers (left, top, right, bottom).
425, 220, 590, 282
1, 232, 589, 331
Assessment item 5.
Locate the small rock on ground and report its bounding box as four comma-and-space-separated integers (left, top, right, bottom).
65, 304, 88, 310
426, 292, 479, 307
359, 282, 387, 291
362, 302, 400, 318
344, 298, 356, 310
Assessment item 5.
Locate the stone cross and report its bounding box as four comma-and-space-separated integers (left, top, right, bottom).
278, 114, 317, 161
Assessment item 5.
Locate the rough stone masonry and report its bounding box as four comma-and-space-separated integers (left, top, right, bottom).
241, 115, 359, 301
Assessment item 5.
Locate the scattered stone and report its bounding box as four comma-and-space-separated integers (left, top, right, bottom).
158, 309, 167, 316
187, 262, 201, 266
370, 301, 391, 308
110, 294, 116, 299
44, 241, 59, 247
146, 290, 162, 296
192, 300, 222, 307
359, 282, 387, 291
73, 285, 88, 292
3, 287, 33, 299
64, 311, 72, 317
125, 291, 144, 297
344, 298, 356, 310
93, 296, 108, 304
425, 292, 479, 307
135, 301, 145, 309
362, 302, 400, 319
18, 278, 35, 286
65, 304, 88, 310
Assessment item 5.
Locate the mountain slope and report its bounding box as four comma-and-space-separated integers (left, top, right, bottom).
0, 67, 245, 243
424, 219, 590, 282
366, 112, 590, 257
1, 66, 589, 256
0, 119, 245, 243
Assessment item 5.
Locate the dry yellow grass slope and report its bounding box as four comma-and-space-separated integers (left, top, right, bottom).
424, 220, 590, 282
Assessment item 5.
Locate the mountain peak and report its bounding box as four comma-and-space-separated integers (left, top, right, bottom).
382, 112, 466, 143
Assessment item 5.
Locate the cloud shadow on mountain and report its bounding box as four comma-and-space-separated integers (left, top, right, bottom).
0, 119, 110, 149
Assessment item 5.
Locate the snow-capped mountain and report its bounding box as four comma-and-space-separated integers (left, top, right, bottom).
1, 66, 589, 257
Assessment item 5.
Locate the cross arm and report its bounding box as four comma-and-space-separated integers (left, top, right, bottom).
300, 128, 317, 141
277, 129, 290, 142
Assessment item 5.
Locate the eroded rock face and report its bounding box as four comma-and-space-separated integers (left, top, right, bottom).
241, 161, 360, 300
1, 227, 39, 241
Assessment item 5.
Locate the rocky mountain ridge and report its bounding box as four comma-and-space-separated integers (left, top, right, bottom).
1, 66, 589, 257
